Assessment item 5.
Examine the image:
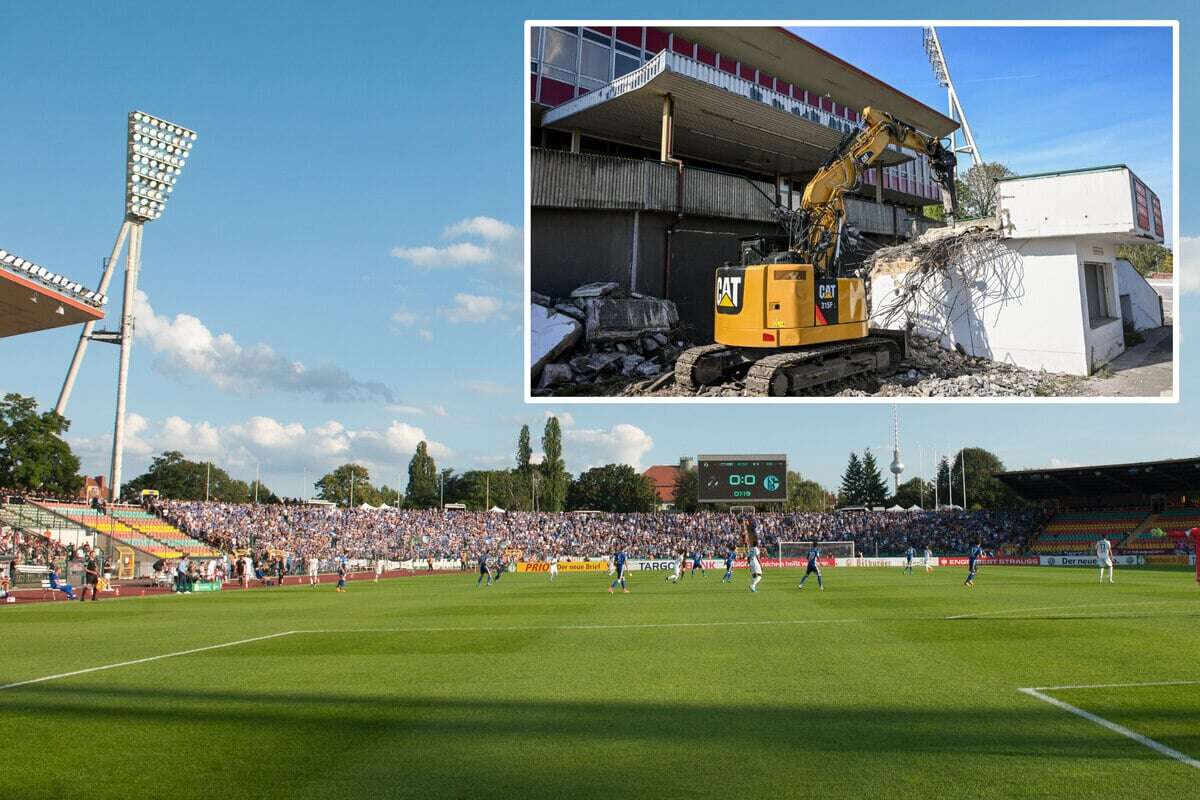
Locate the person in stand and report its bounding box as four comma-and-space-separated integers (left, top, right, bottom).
274, 555, 286, 587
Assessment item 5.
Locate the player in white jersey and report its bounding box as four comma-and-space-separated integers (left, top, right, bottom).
549, 553, 559, 581
1095, 537, 1114, 583
923, 547, 933, 573
747, 546, 762, 592
667, 550, 683, 583
306, 555, 320, 586
374, 556, 386, 582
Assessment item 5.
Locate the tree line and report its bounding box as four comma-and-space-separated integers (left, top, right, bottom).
1, 392, 1024, 513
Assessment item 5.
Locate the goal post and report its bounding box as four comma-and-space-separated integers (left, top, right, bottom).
778, 540, 854, 567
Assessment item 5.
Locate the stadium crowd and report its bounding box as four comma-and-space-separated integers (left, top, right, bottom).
1, 524, 70, 568
153, 500, 1048, 563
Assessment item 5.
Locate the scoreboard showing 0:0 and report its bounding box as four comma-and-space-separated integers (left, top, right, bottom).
697, 454, 788, 503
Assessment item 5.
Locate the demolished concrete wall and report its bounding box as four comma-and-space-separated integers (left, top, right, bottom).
1115, 259, 1166, 331
870, 231, 1130, 376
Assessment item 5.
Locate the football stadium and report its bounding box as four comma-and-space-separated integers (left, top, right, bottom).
2, 8, 1196, 800
3, 463, 1198, 798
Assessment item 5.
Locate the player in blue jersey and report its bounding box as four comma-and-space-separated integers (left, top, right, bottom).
721, 545, 736, 583
904, 545, 915, 576
608, 545, 629, 594
964, 541, 984, 587
798, 545, 823, 590
476, 553, 492, 587
335, 552, 349, 592
689, 550, 706, 578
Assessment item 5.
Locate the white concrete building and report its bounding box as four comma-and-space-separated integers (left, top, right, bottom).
870, 165, 1166, 376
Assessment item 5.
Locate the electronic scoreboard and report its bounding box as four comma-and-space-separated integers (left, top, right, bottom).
697, 454, 787, 503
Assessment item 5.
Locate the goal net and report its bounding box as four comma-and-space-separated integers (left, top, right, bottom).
778, 540, 854, 566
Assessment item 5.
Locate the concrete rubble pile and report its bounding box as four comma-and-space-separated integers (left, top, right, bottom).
833, 334, 1082, 398
531, 282, 685, 394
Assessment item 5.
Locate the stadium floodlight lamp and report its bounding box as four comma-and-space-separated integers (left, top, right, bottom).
125, 110, 197, 222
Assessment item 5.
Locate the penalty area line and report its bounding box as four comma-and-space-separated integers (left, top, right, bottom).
1018, 687, 1200, 771
944, 599, 1194, 620
0, 631, 299, 692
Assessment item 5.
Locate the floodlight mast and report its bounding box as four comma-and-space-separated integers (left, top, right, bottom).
923, 26, 983, 168
54, 110, 196, 502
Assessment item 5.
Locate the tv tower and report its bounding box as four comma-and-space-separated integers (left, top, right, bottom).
889, 404, 905, 492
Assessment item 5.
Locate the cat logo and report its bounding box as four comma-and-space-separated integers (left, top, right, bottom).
715, 273, 743, 315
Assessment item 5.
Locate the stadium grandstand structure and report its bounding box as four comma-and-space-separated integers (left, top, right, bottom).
997, 456, 1200, 555
1027, 510, 1148, 554
32, 501, 218, 559
0, 246, 107, 338
1122, 507, 1200, 551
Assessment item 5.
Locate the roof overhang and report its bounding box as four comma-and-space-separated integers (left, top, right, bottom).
0, 269, 104, 337
542, 50, 920, 178
997, 456, 1200, 501
662, 26, 958, 139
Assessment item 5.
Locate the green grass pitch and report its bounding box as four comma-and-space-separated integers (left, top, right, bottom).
2, 566, 1197, 799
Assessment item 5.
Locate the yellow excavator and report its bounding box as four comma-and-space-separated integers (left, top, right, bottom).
675, 106, 957, 396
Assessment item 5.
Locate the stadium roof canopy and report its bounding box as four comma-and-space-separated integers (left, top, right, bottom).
996, 457, 1200, 501
542, 27, 957, 180
1, 265, 104, 338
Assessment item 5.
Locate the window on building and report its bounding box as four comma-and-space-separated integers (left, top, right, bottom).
530, 27, 541, 61
579, 38, 611, 86
614, 51, 639, 78
543, 27, 578, 82
1084, 262, 1115, 328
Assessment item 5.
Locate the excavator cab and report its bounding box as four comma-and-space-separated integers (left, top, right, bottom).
675, 106, 953, 396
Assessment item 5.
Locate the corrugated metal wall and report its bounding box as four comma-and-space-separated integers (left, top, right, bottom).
532, 148, 930, 236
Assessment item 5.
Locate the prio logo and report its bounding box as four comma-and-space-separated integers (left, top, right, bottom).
715, 273, 743, 314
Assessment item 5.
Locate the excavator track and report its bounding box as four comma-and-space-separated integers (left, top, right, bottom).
674, 343, 743, 391
743, 337, 901, 396
676, 337, 902, 396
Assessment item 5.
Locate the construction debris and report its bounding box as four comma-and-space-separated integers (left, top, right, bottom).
531, 284, 685, 395
530, 305, 583, 380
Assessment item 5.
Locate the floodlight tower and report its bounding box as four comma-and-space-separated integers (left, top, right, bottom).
55, 111, 197, 501
889, 404, 904, 493
923, 27, 983, 168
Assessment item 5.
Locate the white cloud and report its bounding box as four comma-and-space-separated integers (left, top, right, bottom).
440, 293, 505, 323
134, 290, 393, 403
429, 404, 448, 417
461, 379, 512, 395
389, 242, 492, 268
443, 216, 517, 242
1048, 457, 1081, 469
546, 411, 574, 428
1180, 236, 1199, 294
390, 307, 418, 327
417, 329, 434, 341
71, 413, 453, 483
391, 215, 522, 273
564, 423, 654, 472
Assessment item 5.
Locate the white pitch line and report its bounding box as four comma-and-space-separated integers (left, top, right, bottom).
0, 620, 856, 692
1032, 680, 1200, 692
296, 617, 862, 634
945, 599, 1193, 620
0, 631, 298, 692
1019, 687, 1200, 771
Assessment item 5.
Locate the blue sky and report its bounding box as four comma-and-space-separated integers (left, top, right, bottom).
0, 1, 1195, 498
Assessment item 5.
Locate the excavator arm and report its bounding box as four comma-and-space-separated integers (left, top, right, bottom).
797, 106, 957, 273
